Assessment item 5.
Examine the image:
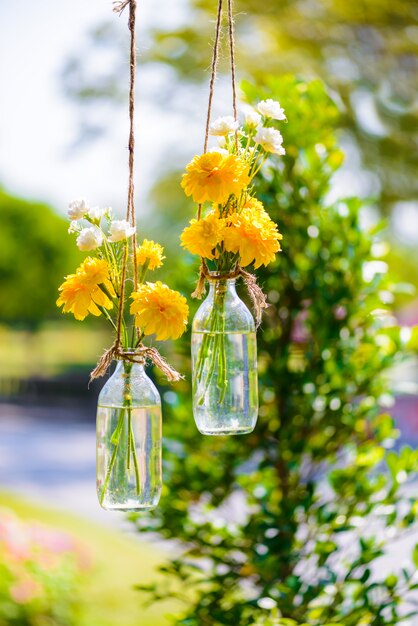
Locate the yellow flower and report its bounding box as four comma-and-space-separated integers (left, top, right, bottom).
136, 239, 165, 270
223, 198, 283, 268
181, 152, 250, 204
78, 257, 113, 288
57, 257, 114, 321
130, 281, 189, 340
180, 212, 225, 259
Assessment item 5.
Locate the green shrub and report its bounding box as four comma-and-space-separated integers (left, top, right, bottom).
0, 191, 82, 328
132, 76, 418, 625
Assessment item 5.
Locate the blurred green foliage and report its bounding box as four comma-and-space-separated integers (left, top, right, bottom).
131, 77, 418, 625
150, 0, 418, 213
0, 191, 82, 328
62, 0, 417, 215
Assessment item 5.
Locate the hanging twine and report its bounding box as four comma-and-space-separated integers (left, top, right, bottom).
90, 0, 181, 383
193, 0, 268, 326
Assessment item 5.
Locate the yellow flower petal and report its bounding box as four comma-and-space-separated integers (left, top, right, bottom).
223, 198, 283, 268
136, 239, 165, 270
180, 212, 225, 259
181, 152, 250, 204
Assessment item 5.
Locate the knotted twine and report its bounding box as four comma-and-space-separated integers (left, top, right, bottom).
193, 0, 268, 328
90, 0, 181, 383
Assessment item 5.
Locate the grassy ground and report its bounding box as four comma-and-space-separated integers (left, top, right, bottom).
0, 492, 181, 626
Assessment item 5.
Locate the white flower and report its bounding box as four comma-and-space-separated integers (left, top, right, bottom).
209, 115, 239, 136
257, 99, 286, 120
255, 127, 286, 155
68, 220, 80, 234
217, 136, 227, 148
86, 206, 107, 223
68, 198, 89, 221
76, 227, 103, 251
108, 219, 136, 243
242, 106, 261, 128
208, 146, 229, 156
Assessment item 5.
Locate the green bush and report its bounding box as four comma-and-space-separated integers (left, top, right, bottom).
132, 77, 418, 625
0, 191, 82, 328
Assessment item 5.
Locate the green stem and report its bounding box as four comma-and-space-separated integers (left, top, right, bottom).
99, 360, 141, 505
98, 282, 115, 302
194, 283, 228, 406
100, 411, 124, 505
98, 305, 118, 331
127, 408, 132, 471
217, 302, 228, 402
130, 425, 141, 496
122, 361, 141, 497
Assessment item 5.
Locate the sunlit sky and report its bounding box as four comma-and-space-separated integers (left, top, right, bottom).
1, 0, 416, 244
0, 0, 197, 215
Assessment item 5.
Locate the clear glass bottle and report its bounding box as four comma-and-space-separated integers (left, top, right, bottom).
191, 276, 258, 435
96, 357, 162, 511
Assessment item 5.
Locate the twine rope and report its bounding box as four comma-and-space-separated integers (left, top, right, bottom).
191, 260, 268, 328
91, 0, 181, 382
193, 0, 268, 325
227, 0, 239, 150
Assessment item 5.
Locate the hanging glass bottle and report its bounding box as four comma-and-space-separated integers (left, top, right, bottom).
191, 275, 258, 435
96, 355, 162, 510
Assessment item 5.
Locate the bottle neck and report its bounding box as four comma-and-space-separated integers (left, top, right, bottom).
113, 356, 145, 376
207, 278, 237, 299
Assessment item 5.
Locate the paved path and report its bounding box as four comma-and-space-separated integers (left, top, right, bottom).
0, 403, 125, 527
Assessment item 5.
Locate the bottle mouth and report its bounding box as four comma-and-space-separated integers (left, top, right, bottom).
207, 270, 237, 281
116, 350, 145, 364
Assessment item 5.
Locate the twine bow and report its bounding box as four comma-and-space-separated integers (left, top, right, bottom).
91, 0, 181, 383
192, 259, 268, 328
90, 342, 182, 383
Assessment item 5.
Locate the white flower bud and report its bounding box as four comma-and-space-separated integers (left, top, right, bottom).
108, 219, 136, 243
242, 106, 262, 128
86, 206, 106, 223
209, 115, 239, 136
76, 227, 103, 251
68, 198, 89, 221
255, 127, 286, 155
68, 220, 80, 234
257, 99, 286, 120
208, 146, 229, 156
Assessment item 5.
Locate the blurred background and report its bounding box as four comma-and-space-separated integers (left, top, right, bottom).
0, 0, 417, 624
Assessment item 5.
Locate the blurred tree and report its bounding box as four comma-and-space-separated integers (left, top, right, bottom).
0, 191, 82, 328
62, 0, 417, 216
132, 77, 418, 625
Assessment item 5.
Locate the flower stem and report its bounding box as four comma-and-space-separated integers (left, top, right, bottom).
194, 282, 228, 406
100, 411, 124, 505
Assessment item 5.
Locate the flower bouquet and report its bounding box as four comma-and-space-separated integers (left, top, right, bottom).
57, 202, 188, 510
180, 100, 285, 435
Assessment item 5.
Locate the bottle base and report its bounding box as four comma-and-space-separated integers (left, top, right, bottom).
196, 425, 255, 436
98, 501, 159, 512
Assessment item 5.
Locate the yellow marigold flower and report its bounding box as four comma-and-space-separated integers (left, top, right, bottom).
57, 257, 114, 321
180, 212, 225, 259
181, 152, 250, 204
223, 199, 283, 268
78, 257, 112, 287
136, 239, 165, 270
130, 281, 189, 341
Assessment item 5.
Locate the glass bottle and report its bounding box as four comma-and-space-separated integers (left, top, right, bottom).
191, 276, 258, 435
96, 357, 162, 511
